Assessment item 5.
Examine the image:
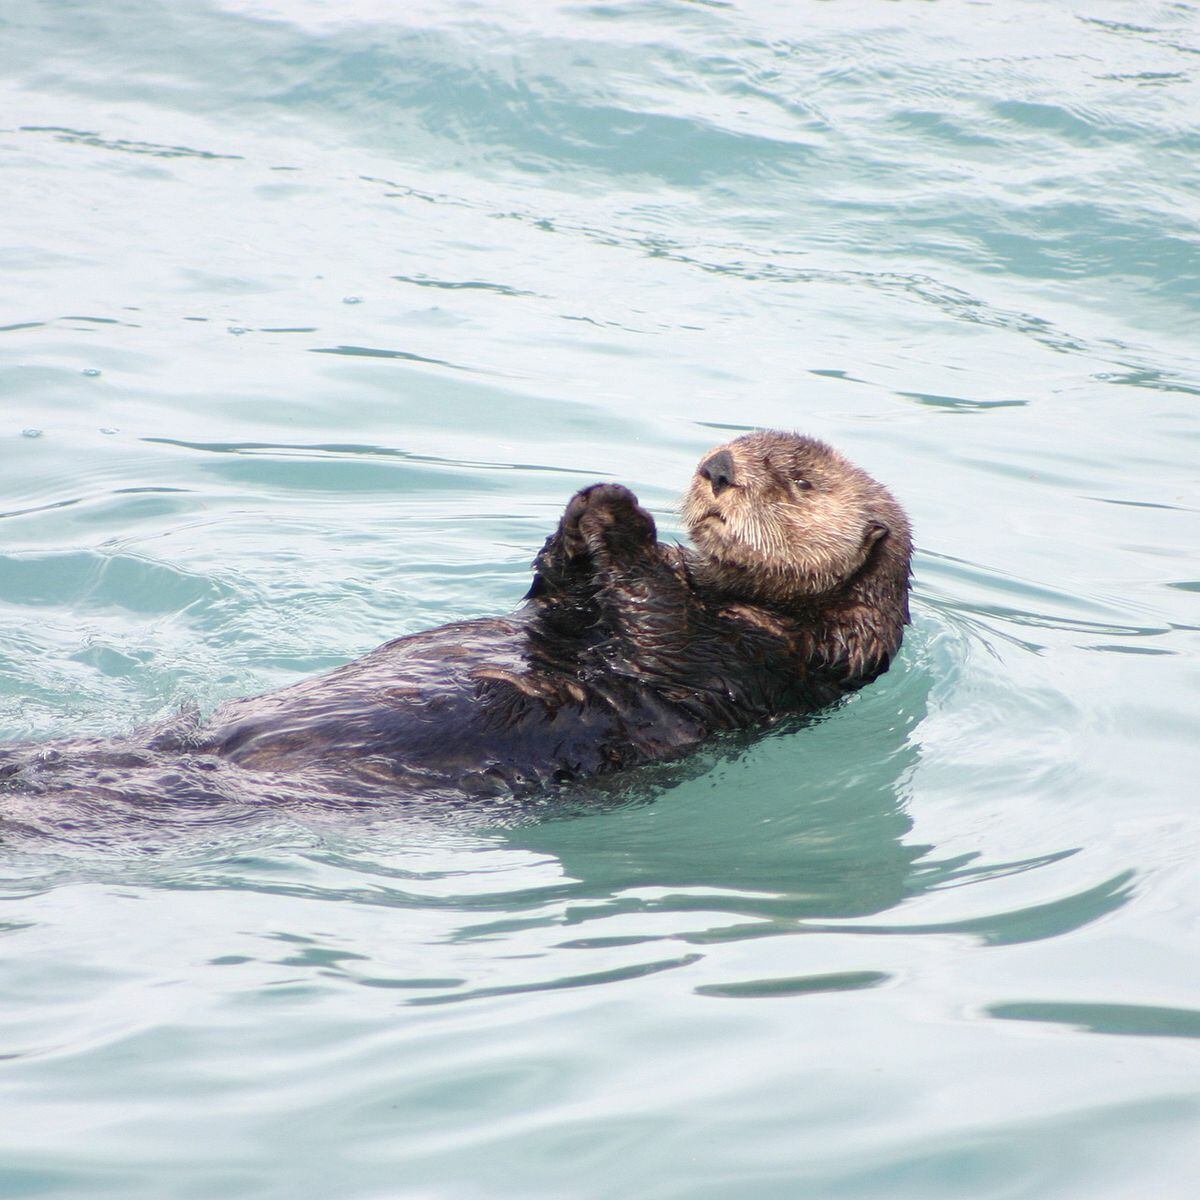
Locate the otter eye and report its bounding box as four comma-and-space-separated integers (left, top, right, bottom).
792, 476, 812, 490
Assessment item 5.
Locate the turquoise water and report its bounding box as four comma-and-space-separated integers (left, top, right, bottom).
3, 0, 1200, 1194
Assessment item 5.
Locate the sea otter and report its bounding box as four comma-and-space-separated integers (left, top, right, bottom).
0, 431, 911, 810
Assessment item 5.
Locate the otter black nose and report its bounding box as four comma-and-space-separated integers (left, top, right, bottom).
700, 450, 736, 496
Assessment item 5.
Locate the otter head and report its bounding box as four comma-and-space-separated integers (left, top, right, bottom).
683, 431, 911, 607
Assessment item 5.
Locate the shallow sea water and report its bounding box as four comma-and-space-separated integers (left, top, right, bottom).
3, 0, 1200, 1195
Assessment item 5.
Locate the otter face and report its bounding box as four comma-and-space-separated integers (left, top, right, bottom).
682, 431, 894, 600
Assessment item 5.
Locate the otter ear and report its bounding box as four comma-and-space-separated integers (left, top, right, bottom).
864, 521, 889, 547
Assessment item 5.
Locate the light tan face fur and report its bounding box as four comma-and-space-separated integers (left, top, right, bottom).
682, 431, 887, 600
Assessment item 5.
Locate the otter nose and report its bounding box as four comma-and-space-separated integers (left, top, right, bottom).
700, 450, 736, 496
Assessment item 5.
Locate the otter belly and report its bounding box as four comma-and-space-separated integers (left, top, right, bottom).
0, 613, 710, 812
199, 614, 708, 795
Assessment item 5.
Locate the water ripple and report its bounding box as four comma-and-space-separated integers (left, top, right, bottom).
3, 0, 1200, 1193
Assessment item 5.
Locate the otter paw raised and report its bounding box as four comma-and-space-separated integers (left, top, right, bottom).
573, 484, 657, 560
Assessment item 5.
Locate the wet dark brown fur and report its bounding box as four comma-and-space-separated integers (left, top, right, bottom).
0, 432, 911, 810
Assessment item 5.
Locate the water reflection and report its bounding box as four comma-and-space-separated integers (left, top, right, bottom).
431, 623, 1134, 1000
484, 639, 960, 940
497, 698, 931, 927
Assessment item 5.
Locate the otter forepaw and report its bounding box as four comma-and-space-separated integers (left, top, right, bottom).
556, 488, 594, 560
575, 484, 657, 561
532, 484, 658, 596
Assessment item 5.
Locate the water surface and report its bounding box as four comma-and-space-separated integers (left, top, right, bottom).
2, 1, 1199, 1196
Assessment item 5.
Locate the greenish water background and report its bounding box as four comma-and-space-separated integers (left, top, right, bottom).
2, 1, 1199, 1196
